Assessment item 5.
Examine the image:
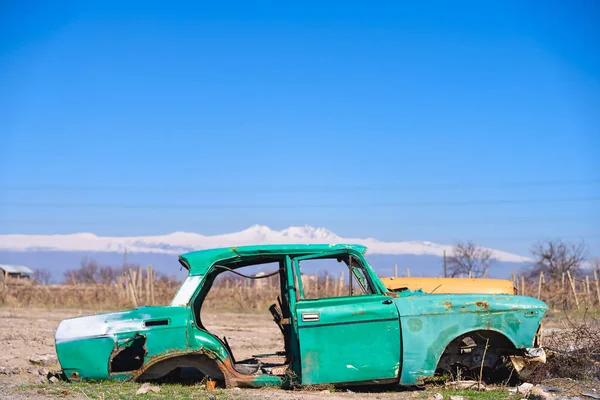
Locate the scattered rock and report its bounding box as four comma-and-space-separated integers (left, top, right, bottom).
518, 382, 534, 395
232, 387, 242, 392
48, 376, 60, 384
29, 354, 58, 366
320, 390, 330, 394
428, 393, 443, 400
537, 385, 564, 393
34, 376, 46, 384
26, 367, 50, 376
528, 387, 553, 400
0, 366, 14, 375
450, 396, 465, 400
346, 389, 354, 393
136, 382, 161, 395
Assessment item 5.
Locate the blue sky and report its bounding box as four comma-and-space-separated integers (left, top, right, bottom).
0, 0, 598, 257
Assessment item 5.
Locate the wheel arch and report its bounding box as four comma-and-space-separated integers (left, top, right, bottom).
434, 329, 518, 376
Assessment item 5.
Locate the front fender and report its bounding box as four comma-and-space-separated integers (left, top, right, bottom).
393, 293, 547, 385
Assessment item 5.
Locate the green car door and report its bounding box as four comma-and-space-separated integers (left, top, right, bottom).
292, 254, 401, 385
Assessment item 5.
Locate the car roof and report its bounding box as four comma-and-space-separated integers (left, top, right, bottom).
179, 243, 367, 275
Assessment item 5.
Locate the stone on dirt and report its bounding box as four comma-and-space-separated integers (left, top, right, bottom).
427, 393, 443, 400
0, 366, 14, 375
136, 382, 161, 395
27, 367, 49, 376
518, 382, 534, 395
48, 376, 59, 384
528, 387, 553, 400
450, 396, 466, 400
29, 354, 58, 366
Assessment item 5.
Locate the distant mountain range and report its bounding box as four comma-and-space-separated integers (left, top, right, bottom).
0, 225, 531, 281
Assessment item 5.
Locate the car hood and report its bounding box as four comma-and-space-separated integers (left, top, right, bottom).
54, 306, 187, 343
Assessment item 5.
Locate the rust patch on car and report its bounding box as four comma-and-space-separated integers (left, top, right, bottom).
475, 301, 489, 310
443, 301, 452, 311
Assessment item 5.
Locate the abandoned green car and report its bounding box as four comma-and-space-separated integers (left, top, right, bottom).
54, 244, 547, 388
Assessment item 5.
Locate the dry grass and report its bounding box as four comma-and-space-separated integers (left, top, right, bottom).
1, 273, 599, 313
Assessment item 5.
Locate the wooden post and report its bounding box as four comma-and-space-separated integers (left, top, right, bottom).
394, 264, 398, 278
406, 268, 410, 277
146, 266, 151, 305
537, 272, 544, 299
325, 274, 330, 297
150, 268, 155, 305
594, 270, 600, 306
137, 266, 143, 300
567, 270, 579, 309
304, 274, 310, 297
521, 275, 526, 296
585, 275, 591, 295
468, 270, 472, 279
128, 270, 138, 308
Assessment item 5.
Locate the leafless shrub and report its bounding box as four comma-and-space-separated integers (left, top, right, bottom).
530, 314, 600, 381
447, 241, 495, 278
32, 268, 52, 285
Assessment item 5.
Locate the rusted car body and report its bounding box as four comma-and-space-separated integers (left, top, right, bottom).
54, 244, 547, 388
381, 277, 518, 295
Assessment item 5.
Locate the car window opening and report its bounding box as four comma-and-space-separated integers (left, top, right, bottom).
196, 258, 290, 376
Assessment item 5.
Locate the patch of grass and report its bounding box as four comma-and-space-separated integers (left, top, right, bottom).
420, 388, 512, 400
14, 381, 237, 400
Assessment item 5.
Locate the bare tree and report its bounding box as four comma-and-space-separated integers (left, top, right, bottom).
447, 241, 495, 278
530, 239, 587, 280
32, 268, 52, 285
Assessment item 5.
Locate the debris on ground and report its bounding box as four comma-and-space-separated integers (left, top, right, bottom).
0, 366, 14, 375
449, 396, 466, 400
537, 385, 565, 393
29, 354, 58, 366
48, 376, 59, 384
136, 382, 161, 395
427, 393, 443, 400
518, 382, 535, 395
529, 386, 553, 400
26, 367, 49, 376
445, 380, 486, 391
582, 392, 600, 399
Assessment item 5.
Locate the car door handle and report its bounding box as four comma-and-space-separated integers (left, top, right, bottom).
382, 299, 393, 305
301, 312, 320, 322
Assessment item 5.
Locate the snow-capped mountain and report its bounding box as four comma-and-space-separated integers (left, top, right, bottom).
0, 224, 529, 263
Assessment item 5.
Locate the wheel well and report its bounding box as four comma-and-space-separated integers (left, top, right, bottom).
436, 330, 516, 379
136, 354, 225, 384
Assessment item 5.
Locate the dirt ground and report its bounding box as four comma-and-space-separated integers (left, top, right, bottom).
0, 307, 598, 400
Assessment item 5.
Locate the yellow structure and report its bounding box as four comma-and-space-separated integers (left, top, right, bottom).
381, 276, 517, 295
